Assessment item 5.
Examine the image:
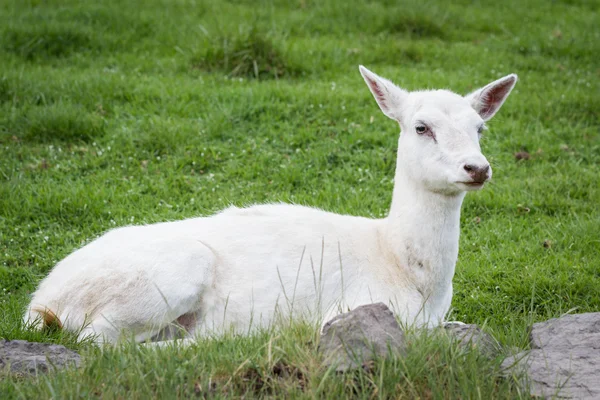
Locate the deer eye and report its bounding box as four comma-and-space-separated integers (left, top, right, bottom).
477, 124, 486, 136
414, 123, 436, 142
415, 125, 428, 134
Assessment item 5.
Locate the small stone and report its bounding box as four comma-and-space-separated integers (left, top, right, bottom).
319, 303, 406, 371
0, 340, 81, 376
444, 323, 501, 358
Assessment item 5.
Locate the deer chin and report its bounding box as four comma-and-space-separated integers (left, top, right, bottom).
456, 181, 486, 191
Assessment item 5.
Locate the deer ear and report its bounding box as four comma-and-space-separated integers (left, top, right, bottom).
359, 65, 407, 121
466, 74, 518, 121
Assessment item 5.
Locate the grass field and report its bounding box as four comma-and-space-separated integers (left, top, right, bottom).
0, 0, 598, 397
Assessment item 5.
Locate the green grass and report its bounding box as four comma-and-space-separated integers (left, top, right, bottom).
0, 0, 598, 397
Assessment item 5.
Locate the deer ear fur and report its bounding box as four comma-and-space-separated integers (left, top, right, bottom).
359, 65, 408, 121
466, 74, 518, 121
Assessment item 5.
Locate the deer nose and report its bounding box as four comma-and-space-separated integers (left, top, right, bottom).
463, 164, 490, 183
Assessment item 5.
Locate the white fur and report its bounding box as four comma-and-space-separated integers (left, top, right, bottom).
24, 66, 517, 344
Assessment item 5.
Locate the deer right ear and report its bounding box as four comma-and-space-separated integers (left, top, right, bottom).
359, 65, 407, 121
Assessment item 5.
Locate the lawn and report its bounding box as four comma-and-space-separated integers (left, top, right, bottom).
0, 0, 598, 397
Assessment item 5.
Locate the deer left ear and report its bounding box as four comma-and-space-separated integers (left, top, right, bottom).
465, 74, 518, 121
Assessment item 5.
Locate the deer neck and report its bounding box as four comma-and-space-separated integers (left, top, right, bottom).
383, 163, 466, 293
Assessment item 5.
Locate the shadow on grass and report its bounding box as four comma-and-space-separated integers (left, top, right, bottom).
0, 77, 12, 104
382, 12, 447, 39
190, 29, 304, 80
12, 104, 105, 143
2, 25, 96, 61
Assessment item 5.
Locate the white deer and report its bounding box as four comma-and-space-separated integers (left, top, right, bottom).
24, 66, 517, 345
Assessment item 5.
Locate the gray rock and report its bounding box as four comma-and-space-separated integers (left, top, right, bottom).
319, 303, 406, 371
501, 312, 600, 399
530, 313, 600, 350
0, 340, 81, 375
443, 322, 502, 358
502, 348, 600, 399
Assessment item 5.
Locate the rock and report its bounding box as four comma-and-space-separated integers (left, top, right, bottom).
443, 322, 501, 358
502, 348, 600, 399
529, 312, 600, 350
501, 312, 600, 399
0, 340, 81, 375
319, 303, 406, 371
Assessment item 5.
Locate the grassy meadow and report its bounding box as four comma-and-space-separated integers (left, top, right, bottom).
0, 0, 599, 397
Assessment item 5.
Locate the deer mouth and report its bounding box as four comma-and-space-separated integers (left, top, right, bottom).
457, 181, 486, 189
463, 181, 485, 186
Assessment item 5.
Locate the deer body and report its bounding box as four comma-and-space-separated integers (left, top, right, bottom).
25, 67, 517, 344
